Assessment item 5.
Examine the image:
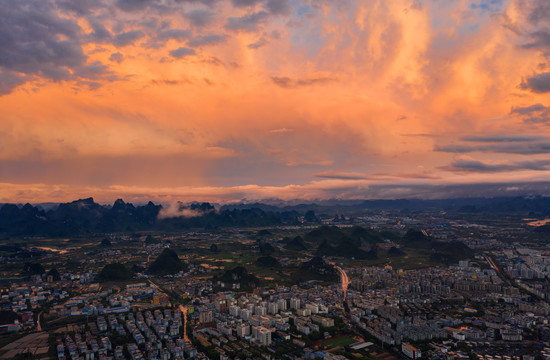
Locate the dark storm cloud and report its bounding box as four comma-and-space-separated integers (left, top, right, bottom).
511, 104, 549, 115
115, 0, 155, 12
271, 76, 335, 89
312, 171, 439, 181
113, 30, 145, 46
0, 0, 287, 96
0, 0, 114, 94
435, 142, 550, 155
231, 0, 263, 7
87, 19, 113, 42
170, 47, 196, 58
185, 9, 215, 27
74, 62, 111, 78
109, 53, 125, 63
175, 0, 219, 6
225, 11, 269, 32
57, 0, 106, 15
443, 159, 550, 173
435, 134, 550, 155
527, 0, 550, 25
265, 0, 290, 15
523, 30, 550, 51
312, 171, 371, 180
462, 135, 548, 142
434, 145, 487, 153
157, 29, 192, 41
0, 71, 27, 95
511, 104, 550, 123
187, 34, 227, 47
521, 73, 550, 93
0, 1, 85, 73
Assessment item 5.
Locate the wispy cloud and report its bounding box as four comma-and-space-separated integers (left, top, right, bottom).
271, 76, 335, 89
312, 171, 371, 180
443, 159, 550, 173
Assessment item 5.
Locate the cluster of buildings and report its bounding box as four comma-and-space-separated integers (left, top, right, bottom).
49, 283, 172, 318
56, 308, 202, 360
5, 217, 550, 360
190, 289, 340, 358
497, 248, 550, 281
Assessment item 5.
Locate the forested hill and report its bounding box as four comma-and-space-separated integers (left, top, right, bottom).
0, 198, 301, 237
3, 195, 550, 237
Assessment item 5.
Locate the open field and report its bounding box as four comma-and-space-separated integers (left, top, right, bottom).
318, 335, 360, 350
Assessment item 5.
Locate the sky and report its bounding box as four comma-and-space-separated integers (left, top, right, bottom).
1, 0, 550, 204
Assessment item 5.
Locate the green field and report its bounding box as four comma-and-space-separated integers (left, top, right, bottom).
319, 335, 358, 349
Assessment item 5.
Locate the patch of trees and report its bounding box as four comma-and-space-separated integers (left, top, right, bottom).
97, 263, 132, 281
148, 248, 186, 275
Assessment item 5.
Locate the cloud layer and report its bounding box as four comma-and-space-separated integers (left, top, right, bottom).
1, 0, 550, 202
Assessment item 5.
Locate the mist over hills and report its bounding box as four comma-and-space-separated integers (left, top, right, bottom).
0, 197, 301, 237
2, 195, 550, 237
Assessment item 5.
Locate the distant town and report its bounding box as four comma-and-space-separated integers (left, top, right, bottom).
2, 197, 550, 360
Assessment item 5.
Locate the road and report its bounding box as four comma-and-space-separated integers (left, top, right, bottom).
484, 255, 500, 273
36, 311, 42, 332
484, 254, 513, 285
178, 305, 190, 343
485, 253, 548, 302
330, 262, 351, 301
149, 279, 190, 343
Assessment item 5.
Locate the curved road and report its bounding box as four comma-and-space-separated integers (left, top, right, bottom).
36, 311, 42, 332
330, 263, 351, 301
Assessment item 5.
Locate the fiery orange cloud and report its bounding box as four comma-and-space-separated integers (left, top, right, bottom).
0, 0, 550, 203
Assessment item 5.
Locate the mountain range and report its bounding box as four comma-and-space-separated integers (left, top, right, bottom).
2, 195, 550, 237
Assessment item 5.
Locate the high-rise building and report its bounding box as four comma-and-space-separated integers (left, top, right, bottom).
229, 305, 240, 317
214, 299, 227, 313
402, 343, 422, 359
290, 298, 300, 310
199, 310, 213, 324
277, 299, 287, 311
255, 305, 266, 315
236, 323, 250, 338
240, 308, 250, 320
268, 302, 278, 315
252, 326, 272, 346
305, 303, 319, 314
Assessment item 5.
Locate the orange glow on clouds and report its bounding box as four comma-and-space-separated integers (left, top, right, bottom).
1, 0, 550, 203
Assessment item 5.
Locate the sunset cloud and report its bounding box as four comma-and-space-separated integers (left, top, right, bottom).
521, 73, 550, 93
1, 0, 550, 203
443, 159, 550, 173
170, 47, 196, 58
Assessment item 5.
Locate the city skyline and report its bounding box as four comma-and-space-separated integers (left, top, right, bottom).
1, 0, 550, 203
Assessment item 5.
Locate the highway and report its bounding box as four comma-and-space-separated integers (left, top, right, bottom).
485, 255, 500, 273
330, 262, 351, 301
484, 254, 514, 287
